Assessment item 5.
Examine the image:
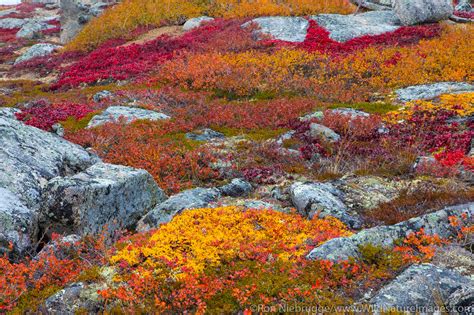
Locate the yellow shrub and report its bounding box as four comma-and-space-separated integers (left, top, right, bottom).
110, 206, 351, 275
385, 92, 474, 123
66, 0, 354, 51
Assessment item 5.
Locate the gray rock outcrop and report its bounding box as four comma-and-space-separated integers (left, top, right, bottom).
219, 178, 252, 197
309, 123, 341, 142
370, 264, 473, 311
393, 0, 453, 25
87, 106, 170, 128
289, 182, 362, 228
183, 16, 214, 30
311, 11, 401, 42
242, 16, 309, 42
186, 128, 225, 142
0, 188, 36, 257
307, 203, 474, 261
395, 82, 474, 102
15, 43, 62, 64
40, 162, 166, 236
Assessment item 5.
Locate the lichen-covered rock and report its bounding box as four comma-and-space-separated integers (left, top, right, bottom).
40, 162, 166, 236
395, 82, 474, 102
393, 0, 453, 25
0, 18, 28, 29
307, 203, 474, 261
289, 182, 362, 228
0, 188, 36, 257
334, 176, 406, 211
219, 178, 252, 197
87, 106, 170, 128
242, 16, 309, 42
447, 286, 474, 313
309, 123, 341, 142
331, 108, 370, 119
44, 282, 105, 314
183, 16, 214, 30
0, 107, 20, 119
311, 11, 400, 42
60, 0, 110, 44
186, 128, 225, 142
431, 245, 474, 279
92, 90, 113, 103
455, 0, 472, 12
0, 116, 98, 210
370, 264, 473, 310
16, 21, 55, 39
15, 43, 62, 64
138, 188, 221, 230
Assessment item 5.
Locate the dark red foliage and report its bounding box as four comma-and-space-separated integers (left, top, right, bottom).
15, 101, 94, 131
454, 10, 474, 19
0, 28, 20, 43
11, 50, 86, 76
387, 110, 473, 155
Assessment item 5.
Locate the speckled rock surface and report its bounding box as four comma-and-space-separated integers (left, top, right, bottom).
0, 188, 36, 256
309, 123, 341, 142
370, 264, 473, 310
393, 0, 453, 25
307, 203, 474, 261
40, 162, 166, 236
395, 82, 474, 102
289, 182, 362, 228
311, 11, 400, 42
0, 116, 98, 210
15, 43, 62, 64
87, 106, 170, 128
242, 16, 309, 42
138, 187, 221, 230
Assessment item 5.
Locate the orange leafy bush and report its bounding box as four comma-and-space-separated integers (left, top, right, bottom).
159, 24, 474, 102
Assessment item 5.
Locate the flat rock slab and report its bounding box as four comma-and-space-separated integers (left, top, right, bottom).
370, 264, 473, 310
138, 187, 221, 230
87, 106, 170, 128
0, 116, 98, 209
349, 0, 392, 10
395, 82, 474, 102
242, 16, 309, 42
307, 203, 474, 261
15, 43, 62, 64
40, 162, 166, 236
186, 128, 225, 142
311, 11, 401, 42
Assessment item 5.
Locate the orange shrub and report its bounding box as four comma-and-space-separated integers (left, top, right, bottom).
158, 24, 474, 102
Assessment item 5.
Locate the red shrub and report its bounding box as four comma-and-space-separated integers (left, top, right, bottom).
15, 101, 94, 131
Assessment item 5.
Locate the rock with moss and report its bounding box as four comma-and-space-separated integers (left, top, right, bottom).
307, 203, 474, 261
370, 264, 473, 310
0, 116, 99, 210
393, 0, 453, 25
395, 82, 474, 102
289, 181, 362, 229
86, 106, 170, 128
242, 16, 309, 42
311, 11, 400, 43
44, 282, 105, 314
40, 162, 166, 236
